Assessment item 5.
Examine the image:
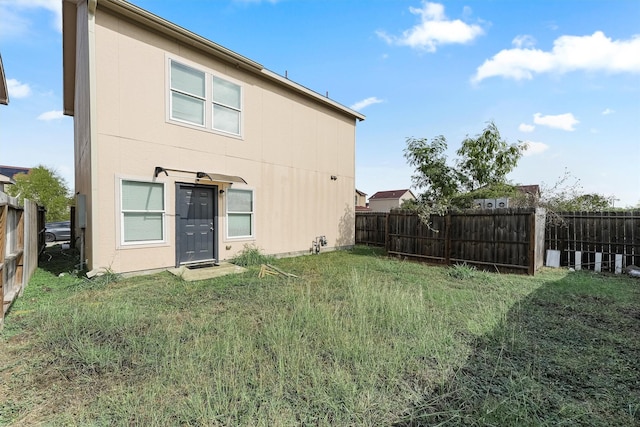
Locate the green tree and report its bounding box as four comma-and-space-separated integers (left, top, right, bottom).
404, 135, 461, 203
7, 165, 72, 221
404, 122, 525, 207
456, 121, 525, 192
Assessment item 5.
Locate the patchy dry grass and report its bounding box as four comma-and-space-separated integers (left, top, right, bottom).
1, 245, 638, 426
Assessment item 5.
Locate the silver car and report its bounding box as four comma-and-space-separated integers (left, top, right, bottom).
45, 221, 71, 243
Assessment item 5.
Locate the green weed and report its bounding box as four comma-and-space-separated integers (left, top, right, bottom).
1, 248, 638, 426
230, 244, 275, 267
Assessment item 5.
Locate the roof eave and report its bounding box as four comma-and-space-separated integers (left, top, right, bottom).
62, 0, 365, 122
62, 0, 78, 116
261, 69, 365, 122
99, 0, 263, 72
0, 54, 9, 105
109, 0, 365, 122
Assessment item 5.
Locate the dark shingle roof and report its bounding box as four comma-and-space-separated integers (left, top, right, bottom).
0, 165, 30, 179
369, 189, 415, 200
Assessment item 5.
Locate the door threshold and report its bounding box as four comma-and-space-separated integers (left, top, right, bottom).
183, 260, 220, 269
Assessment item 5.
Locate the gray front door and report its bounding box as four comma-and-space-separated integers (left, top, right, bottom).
176, 184, 217, 265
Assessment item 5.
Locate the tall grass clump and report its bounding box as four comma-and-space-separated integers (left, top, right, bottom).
448, 262, 478, 279
230, 244, 275, 267
34, 301, 154, 376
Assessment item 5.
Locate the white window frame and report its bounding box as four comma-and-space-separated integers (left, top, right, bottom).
226, 188, 255, 239
169, 60, 206, 127
120, 179, 166, 246
212, 76, 243, 136
167, 56, 243, 138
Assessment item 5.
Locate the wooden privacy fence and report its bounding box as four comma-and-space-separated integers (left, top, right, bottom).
1, 192, 43, 328
545, 211, 640, 274
356, 209, 546, 275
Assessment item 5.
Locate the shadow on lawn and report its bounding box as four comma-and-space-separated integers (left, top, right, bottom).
395, 272, 640, 426
38, 244, 79, 277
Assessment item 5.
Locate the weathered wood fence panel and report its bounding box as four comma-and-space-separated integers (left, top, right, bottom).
355, 212, 387, 246
357, 208, 545, 274
386, 211, 447, 262
545, 211, 640, 273
357, 209, 639, 274
1, 192, 42, 328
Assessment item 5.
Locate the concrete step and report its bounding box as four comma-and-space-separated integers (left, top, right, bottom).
168, 262, 247, 282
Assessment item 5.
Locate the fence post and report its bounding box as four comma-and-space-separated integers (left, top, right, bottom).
444, 212, 451, 266
384, 212, 389, 253
528, 210, 536, 275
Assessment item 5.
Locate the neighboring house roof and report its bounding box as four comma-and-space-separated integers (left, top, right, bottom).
0, 173, 15, 185
0, 165, 30, 179
516, 185, 541, 196
355, 206, 371, 212
355, 189, 367, 197
62, 0, 366, 123
369, 189, 416, 200
0, 54, 8, 105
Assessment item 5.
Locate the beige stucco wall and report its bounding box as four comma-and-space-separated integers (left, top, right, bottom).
368, 199, 399, 213
82, 7, 357, 274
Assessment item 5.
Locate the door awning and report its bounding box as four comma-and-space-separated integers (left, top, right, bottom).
196, 172, 247, 184
154, 167, 247, 184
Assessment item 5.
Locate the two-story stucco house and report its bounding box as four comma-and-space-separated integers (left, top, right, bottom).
62, 0, 364, 275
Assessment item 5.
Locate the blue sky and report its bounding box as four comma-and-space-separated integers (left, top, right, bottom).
1, 0, 639, 207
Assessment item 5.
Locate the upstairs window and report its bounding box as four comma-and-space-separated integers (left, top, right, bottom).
170, 61, 205, 126
213, 77, 241, 135
168, 58, 242, 137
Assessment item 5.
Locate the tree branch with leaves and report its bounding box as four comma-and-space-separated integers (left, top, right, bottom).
6, 165, 72, 222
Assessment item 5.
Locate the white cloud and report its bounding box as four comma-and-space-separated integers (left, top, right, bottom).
518, 123, 535, 132
7, 78, 31, 98
512, 35, 536, 49
521, 140, 549, 156
377, 1, 484, 52
601, 108, 615, 115
472, 31, 640, 83
533, 112, 579, 131
0, 0, 62, 36
0, 6, 29, 37
37, 110, 64, 121
350, 97, 383, 111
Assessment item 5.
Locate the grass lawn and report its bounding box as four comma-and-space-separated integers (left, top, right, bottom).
1, 245, 638, 426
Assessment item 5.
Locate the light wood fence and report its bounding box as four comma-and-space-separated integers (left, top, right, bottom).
1, 192, 43, 328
